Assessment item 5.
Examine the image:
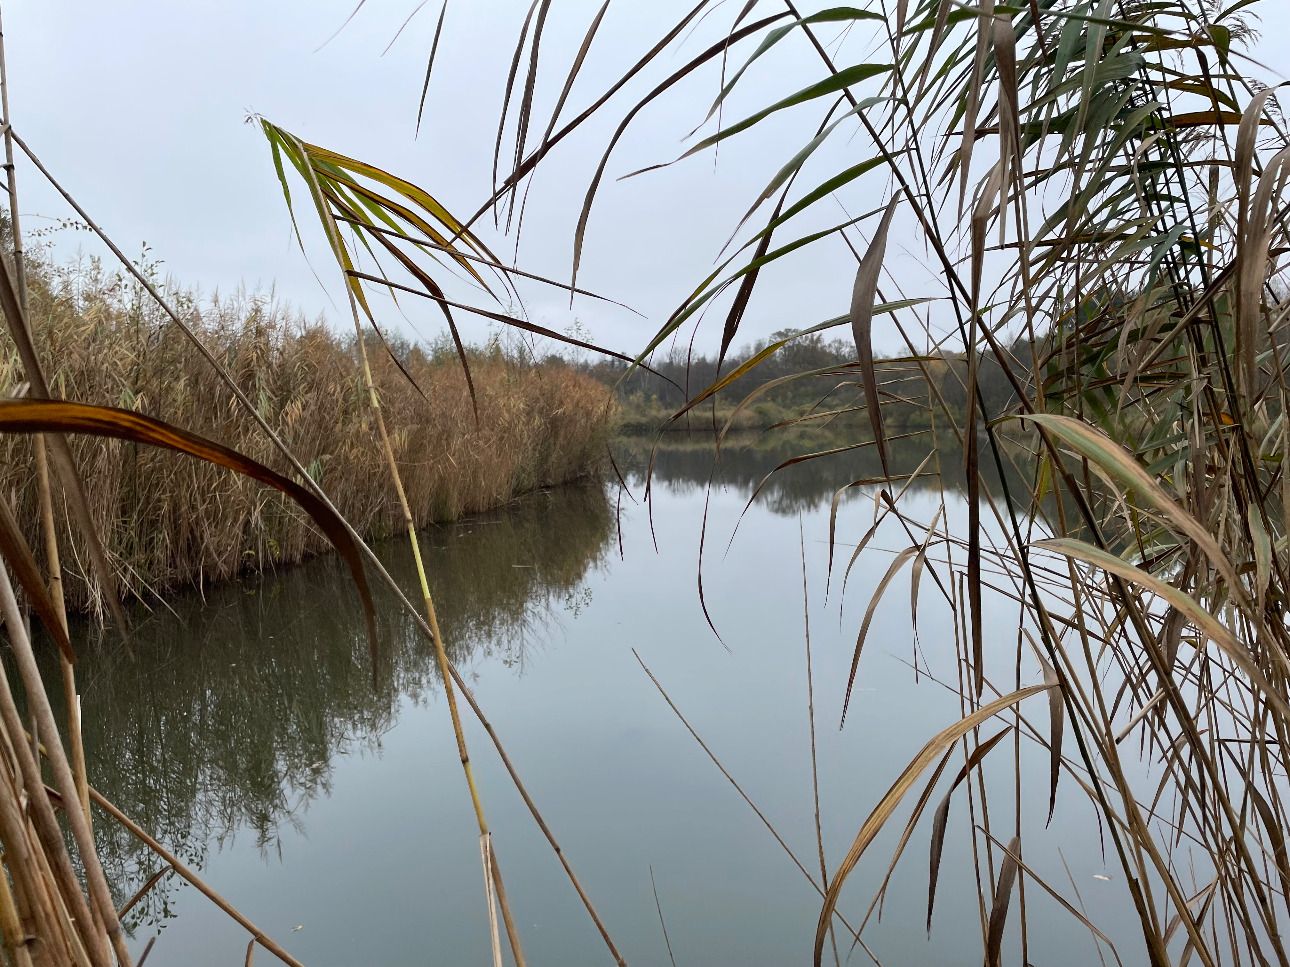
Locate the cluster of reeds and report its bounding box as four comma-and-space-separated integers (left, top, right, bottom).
0, 254, 614, 614
301, 0, 1290, 963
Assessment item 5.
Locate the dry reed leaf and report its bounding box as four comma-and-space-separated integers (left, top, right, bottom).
1235, 86, 1281, 244
927, 728, 1010, 931
868, 746, 957, 928
493, 0, 542, 213
1248, 505, 1272, 605
1249, 787, 1290, 905
1162, 882, 1216, 949
841, 545, 918, 727
985, 831, 1125, 965
814, 685, 1051, 967
531, 0, 612, 174
993, 14, 1019, 232
1032, 641, 1064, 825
964, 163, 1004, 704
985, 834, 1022, 967
411, 0, 452, 127
910, 508, 944, 649
850, 194, 901, 478
1169, 110, 1246, 127
959, 0, 996, 214
0, 493, 73, 662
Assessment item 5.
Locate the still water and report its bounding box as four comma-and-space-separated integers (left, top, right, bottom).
55, 437, 1141, 966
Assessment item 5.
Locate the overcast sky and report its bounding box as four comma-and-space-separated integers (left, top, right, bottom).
7, 1, 1290, 359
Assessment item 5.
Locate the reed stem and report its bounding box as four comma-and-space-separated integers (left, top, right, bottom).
0, 3, 91, 833
0, 569, 109, 967
346, 288, 525, 966
33, 437, 88, 826
0, 559, 129, 967
88, 788, 304, 967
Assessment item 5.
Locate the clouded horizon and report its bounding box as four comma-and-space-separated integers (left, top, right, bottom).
8, 1, 1290, 359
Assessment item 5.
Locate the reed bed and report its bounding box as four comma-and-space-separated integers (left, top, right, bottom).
0, 255, 614, 614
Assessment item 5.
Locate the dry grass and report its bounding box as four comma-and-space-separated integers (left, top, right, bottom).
0, 255, 614, 613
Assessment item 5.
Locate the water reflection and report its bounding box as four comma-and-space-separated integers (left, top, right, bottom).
615, 430, 1013, 515
37, 484, 613, 931
33, 433, 1023, 946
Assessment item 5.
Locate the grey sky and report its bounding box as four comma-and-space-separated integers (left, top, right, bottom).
8, 1, 1290, 359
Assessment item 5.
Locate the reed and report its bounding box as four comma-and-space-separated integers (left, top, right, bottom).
320, 1, 1290, 964
0, 254, 614, 614
5, 1, 1290, 965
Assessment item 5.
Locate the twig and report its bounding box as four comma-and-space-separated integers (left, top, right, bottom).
89, 787, 303, 967
650, 866, 677, 967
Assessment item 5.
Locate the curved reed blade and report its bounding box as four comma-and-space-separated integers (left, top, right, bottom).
840, 546, 918, 728
849, 193, 901, 477
0, 400, 378, 667
415, 0, 450, 137
926, 728, 1010, 932
984, 835, 1022, 967
1022, 633, 1065, 825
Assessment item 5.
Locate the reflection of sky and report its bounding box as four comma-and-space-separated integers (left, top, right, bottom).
101, 468, 1146, 967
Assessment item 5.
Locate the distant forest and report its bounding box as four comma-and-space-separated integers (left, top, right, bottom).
569, 330, 1027, 435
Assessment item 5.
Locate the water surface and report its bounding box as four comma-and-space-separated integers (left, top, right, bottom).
56, 436, 1141, 966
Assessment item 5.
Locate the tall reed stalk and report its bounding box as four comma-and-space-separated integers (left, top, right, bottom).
0, 10, 91, 832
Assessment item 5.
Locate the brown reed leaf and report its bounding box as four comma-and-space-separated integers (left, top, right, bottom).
0, 400, 378, 664
850, 194, 901, 478
0, 492, 73, 662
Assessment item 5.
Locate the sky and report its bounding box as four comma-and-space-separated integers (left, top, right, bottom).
6, 1, 1290, 360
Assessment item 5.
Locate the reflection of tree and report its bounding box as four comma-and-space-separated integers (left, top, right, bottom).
26, 484, 614, 934
615, 432, 1018, 516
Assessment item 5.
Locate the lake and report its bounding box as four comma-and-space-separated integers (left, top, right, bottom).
49, 435, 1143, 966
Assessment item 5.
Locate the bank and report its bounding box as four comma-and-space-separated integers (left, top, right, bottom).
1, 258, 615, 614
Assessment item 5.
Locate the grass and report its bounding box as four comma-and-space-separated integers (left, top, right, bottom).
0, 253, 615, 614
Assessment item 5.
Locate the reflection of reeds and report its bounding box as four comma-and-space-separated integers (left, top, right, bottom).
0, 260, 614, 614
31, 484, 613, 932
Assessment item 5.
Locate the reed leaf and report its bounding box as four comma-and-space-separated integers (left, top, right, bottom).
0, 400, 378, 660
814, 685, 1051, 967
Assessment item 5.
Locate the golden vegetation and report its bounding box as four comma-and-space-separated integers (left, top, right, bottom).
0, 257, 614, 613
